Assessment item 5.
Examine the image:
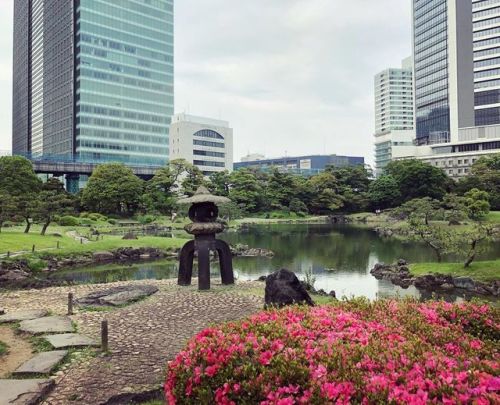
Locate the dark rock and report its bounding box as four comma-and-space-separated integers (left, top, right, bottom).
264, 269, 315, 308
92, 251, 114, 262
397, 259, 407, 266
76, 285, 159, 307
231, 244, 274, 258
257, 275, 267, 282
453, 276, 475, 290
122, 233, 138, 240
328, 290, 337, 299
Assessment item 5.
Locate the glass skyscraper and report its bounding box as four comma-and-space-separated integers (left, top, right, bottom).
13, 0, 173, 167
412, 0, 475, 145
473, 0, 500, 126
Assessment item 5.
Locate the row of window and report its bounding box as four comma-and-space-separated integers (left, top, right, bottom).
193, 150, 225, 158
193, 140, 224, 149
77, 128, 167, 144
77, 139, 168, 154
475, 106, 500, 125
79, 32, 173, 63
78, 104, 170, 124
80, 68, 172, 93
193, 160, 225, 168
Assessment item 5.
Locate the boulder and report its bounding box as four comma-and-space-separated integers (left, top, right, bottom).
452, 276, 476, 291
92, 251, 114, 262
264, 269, 315, 308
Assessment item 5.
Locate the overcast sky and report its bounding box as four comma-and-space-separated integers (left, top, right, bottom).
0, 0, 412, 165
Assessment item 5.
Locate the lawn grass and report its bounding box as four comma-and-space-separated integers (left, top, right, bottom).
0, 228, 81, 254
0, 225, 188, 257
410, 259, 500, 282
485, 211, 500, 223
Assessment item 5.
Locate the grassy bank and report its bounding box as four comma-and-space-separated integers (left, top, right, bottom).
410, 259, 500, 282
234, 215, 328, 225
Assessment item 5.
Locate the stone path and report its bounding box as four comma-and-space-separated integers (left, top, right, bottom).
19, 316, 73, 335
14, 351, 68, 375
0, 379, 54, 405
0, 279, 263, 404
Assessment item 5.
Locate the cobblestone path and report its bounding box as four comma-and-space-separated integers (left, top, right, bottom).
1, 280, 263, 404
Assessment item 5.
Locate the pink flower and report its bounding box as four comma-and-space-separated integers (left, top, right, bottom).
205, 365, 219, 377
259, 351, 273, 366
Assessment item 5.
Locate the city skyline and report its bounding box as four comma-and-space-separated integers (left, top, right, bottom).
0, 0, 412, 165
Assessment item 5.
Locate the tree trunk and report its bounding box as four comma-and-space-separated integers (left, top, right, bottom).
464, 240, 477, 268
40, 220, 50, 236
24, 218, 31, 234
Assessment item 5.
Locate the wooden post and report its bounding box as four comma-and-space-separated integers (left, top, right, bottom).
32, 244, 35, 252
67, 292, 73, 315
57, 241, 60, 249
6, 251, 10, 258
101, 320, 109, 352
80, 238, 83, 244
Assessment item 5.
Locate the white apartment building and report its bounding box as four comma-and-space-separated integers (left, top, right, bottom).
409, 0, 500, 179
169, 113, 233, 175
374, 57, 415, 176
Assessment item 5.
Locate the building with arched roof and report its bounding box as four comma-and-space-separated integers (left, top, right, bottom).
169, 113, 233, 175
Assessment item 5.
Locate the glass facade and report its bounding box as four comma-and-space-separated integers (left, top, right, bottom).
13, 0, 174, 167
413, 0, 450, 145
473, 0, 500, 126
374, 67, 414, 134
75, 0, 174, 165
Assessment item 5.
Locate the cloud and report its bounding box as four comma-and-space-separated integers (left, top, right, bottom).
175, 0, 412, 165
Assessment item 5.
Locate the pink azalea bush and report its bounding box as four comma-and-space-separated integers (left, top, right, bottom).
165, 299, 499, 404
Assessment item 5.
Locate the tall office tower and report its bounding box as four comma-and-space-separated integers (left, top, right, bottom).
373, 57, 416, 176
473, 0, 500, 126
413, 0, 474, 145
411, 0, 500, 179
13, 0, 174, 166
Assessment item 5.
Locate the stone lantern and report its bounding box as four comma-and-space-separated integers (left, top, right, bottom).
177, 186, 234, 290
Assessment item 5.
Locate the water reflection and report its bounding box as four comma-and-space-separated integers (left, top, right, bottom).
50, 224, 499, 302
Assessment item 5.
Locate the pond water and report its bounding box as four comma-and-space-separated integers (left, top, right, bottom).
50, 224, 499, 301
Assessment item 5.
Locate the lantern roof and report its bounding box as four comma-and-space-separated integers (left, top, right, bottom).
177, 186, 231, 205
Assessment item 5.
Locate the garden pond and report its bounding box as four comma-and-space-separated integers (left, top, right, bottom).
49, 224, 500, 301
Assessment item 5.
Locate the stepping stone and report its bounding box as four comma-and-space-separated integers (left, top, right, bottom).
19, 316, 73, 334
0, 379, 54, 405
0, 309, 48, 323
44, 333, 99, 349
13, 350, 68, 375
0, 308, 4, 315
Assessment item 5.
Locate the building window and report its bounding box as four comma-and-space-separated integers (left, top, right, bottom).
193, 129, 224, 140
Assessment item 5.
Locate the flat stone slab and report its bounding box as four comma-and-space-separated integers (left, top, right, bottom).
0, 309, 48, 323
76, 285, 159, 307
14, 351, 68, 375
0, 379, 54, 405
44, 333, 99, 349
19, 316, 73, 334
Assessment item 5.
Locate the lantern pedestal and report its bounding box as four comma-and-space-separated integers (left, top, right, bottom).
176, 187, 234, 290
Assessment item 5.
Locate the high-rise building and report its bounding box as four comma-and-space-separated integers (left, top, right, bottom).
473, 0, 500, 126
13, 0, 174, 167
409, 0, 500, 179
373, 57, 416, 176
169, 113, 234, 176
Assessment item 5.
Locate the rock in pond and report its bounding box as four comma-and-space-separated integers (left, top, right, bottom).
76, 285, 159, 307
265, 269, 314, 308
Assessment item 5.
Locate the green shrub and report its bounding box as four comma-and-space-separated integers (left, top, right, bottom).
137, 215, 156, 224
58, 216, 80, 226
79, 218, 94, 226
88, 213, 108, 222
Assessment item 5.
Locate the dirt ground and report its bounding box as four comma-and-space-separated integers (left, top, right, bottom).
0, 325, 33, 377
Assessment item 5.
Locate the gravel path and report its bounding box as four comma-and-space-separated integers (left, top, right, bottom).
1, 279, 264, 404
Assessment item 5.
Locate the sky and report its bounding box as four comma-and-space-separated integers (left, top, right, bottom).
0, 0, 412, 165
